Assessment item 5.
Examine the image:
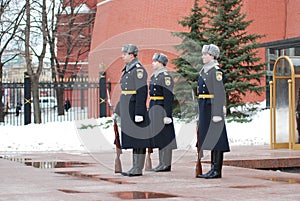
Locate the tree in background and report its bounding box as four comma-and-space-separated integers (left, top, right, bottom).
0, 0, 96, 123
47, 0, 96, 115
173, 0, 265, 122
24, 0, 48, 123
172, 0, 207, 121
0, 0, 25, 122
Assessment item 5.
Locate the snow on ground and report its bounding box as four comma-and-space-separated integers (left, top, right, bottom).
0, 105, 272, 152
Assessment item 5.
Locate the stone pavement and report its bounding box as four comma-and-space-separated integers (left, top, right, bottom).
0, 145, 300, 201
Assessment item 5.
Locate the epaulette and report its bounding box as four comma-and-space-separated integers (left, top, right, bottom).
163, 71, 169, 76
136, 63, 141, 67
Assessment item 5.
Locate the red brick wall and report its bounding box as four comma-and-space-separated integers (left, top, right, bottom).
57, 1, 97, 77
89, 0, 300, 115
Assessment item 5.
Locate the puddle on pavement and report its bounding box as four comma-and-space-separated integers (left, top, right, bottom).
2, 155, 93, 169
228, 185, 266, 188
55, 171, 135, 184
24, 161, 91, 169
3, 156, 92, 169
112, 191, 178, 199
252, 176, 300, 184
254, 167, 300, 184
258, 167, 300, 174
4, 157, 32, 163
58, 189, 90, 194
265, 177, 300, 184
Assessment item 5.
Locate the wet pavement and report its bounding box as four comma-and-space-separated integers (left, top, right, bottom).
1, 145, 300, 201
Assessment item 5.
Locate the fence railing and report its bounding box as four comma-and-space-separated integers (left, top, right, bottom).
0, 72, 109, 126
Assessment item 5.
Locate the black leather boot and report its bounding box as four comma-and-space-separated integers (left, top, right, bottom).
205, 151, 223, 179
154, 148, 172, 172
197, 151, 215, 178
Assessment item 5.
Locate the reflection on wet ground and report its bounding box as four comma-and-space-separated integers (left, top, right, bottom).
259, 167, 300, 174
249, 175, 300, 184
55, 171, 135, 184
2, 156, 91, 169
24, 161, 91, 169
263, 177, 300, 184
1, 156, 135, 185
228, 185, 266, 188
112, 191, 178, 200
58, 189, 91, 194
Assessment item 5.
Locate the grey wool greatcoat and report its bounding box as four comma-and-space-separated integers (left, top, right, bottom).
197, 65, 230, 152
115, 58, 150, 149
148, 68, 177, 150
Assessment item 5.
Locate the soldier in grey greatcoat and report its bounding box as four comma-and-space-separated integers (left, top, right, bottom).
148, 53, 177, 172
196, 44, 230, 179
114, 44, 150, 176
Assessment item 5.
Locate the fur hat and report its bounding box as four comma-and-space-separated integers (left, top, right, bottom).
152, 53, 168, 66
202, 44, 220, 59
122, 44, 138, 56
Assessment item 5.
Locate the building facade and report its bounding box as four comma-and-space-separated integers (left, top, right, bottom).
87, 0, 300, 114
56, 0, 97, 78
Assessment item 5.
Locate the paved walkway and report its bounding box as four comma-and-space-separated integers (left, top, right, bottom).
0, 145, 300, 201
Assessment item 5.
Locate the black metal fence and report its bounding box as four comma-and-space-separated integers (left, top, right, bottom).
0, 72, 109, 126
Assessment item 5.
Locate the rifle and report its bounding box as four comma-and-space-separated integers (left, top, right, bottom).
195, 121, 203, 177
192, 89, 202, 177
145, 148, 153, 171
107, 89, 122, 173
113, 118, 122, 173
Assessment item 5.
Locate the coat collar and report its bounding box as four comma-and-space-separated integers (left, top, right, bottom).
201, 60, 219, 73
152, 67, 167, 77
122, 58, 140, 72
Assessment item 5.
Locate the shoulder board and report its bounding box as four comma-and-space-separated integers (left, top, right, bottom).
136, 63, 141, 67
215, 66, 220, 70
163, 72, 169, 76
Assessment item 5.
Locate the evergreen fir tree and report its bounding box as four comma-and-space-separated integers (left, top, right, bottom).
173, 0, 266, 122
171, 0, 207, 121
204, 0, 265, 122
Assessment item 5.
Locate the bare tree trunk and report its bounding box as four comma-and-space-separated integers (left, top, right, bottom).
0, 1, 25, 122
0, 64, 4, 122
24, 0, 42, 123
24, 0, 48, 123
